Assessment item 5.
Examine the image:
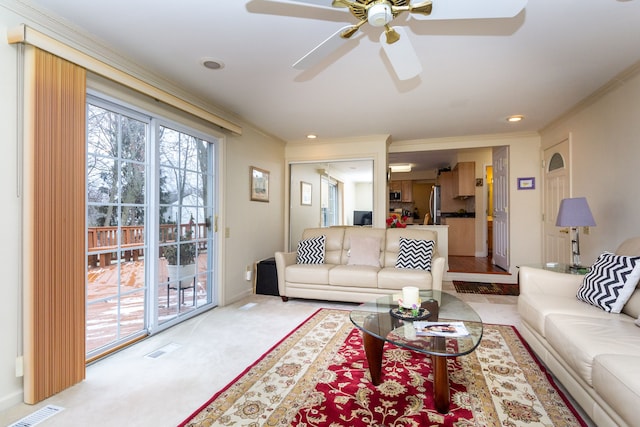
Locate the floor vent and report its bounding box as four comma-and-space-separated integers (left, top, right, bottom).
145, 342, 181, 359
9, 405, 64, 427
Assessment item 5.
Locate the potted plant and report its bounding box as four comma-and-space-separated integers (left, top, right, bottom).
164, 234, 197, 286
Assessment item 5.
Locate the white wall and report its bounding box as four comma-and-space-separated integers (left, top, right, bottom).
0, 4, 24, 412
223, 127, 285, 305
540, 66, 640, 264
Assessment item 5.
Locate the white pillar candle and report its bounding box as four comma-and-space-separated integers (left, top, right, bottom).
402, 286, 420, 308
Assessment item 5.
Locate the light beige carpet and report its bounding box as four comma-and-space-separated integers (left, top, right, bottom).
181, 309, 585, 426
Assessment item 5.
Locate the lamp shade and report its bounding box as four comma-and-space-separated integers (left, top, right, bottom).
555, 197, 596, 227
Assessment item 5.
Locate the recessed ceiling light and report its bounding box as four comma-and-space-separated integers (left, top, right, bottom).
507, 115, 524, 123
306, 134, 317, 139
200, 57, 224, 70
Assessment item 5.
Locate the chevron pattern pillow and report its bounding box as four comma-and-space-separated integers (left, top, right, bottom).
395, 238, 434, 271
296, 235, 326, 264
577, 252, 640, 313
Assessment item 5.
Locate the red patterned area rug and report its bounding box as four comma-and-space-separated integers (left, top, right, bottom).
180, 309, 585, 427
453, 281, 520, 296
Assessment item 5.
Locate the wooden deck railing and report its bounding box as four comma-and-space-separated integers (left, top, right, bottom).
87, 223, 208, 267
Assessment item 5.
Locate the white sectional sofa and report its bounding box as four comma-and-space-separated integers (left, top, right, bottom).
518, 237, 640, 427
275, 226, 445, 303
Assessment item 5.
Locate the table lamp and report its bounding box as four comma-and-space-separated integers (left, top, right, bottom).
555, 197, 596, 271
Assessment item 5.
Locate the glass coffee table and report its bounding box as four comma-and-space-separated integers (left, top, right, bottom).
349, 290, 483, 414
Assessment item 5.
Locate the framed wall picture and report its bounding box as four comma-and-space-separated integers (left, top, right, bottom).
250, 166, 270, 202
300, 181, 312, 205
517, 177, 535, 190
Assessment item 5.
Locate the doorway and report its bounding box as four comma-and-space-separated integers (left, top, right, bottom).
388, 146, 511, 276
543, 138, 571, 263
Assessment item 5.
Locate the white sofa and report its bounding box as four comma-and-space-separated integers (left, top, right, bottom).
275, 226, 445, 303
518, 237, 640, 427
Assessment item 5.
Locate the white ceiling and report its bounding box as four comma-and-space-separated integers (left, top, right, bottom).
16, 0, 640, 148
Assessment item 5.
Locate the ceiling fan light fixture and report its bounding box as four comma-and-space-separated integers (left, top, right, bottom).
368, 3, 393, 27
384, 26, 400, 44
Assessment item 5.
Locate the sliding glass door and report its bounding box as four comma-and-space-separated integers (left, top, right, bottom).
86, 96, 218, 358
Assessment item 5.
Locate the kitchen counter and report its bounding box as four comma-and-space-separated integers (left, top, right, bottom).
441, 217, 475, 256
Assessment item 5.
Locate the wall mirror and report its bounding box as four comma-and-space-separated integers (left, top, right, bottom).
289, 159, 374, 251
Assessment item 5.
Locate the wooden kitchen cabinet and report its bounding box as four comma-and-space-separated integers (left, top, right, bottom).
389, 180, 413, 202
443, 217, 475, 256
401, 180, 413, 202
439, 171, 466, 212
453, 162, 475, 198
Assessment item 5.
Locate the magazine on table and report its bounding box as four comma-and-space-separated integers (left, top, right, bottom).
413, 321, 470, 337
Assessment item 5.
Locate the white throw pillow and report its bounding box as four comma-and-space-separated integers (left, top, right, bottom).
296, 235, 326, 264
395, 238, 434, 271
347, 236, 381, 267
576, 252, 640, 313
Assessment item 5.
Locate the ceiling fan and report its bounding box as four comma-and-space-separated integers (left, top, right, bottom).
266, 0, 527, 80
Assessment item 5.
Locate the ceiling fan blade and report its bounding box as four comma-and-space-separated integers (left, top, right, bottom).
380, 27, 422, 80
293, 25, 355, 70
411, 0, 527, 20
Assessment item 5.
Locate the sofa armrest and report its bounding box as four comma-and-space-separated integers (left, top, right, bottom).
275, 251, 296, 296
519, 265, 584, 298
431, 254, 445, 292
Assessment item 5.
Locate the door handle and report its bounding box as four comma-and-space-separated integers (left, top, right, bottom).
559, 228, 569, 234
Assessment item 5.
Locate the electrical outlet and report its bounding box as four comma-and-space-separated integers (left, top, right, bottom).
245, 265, 252, 281
583, 226, 590, 235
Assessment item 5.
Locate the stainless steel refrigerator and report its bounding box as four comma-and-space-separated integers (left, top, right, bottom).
429, 185, 442, 225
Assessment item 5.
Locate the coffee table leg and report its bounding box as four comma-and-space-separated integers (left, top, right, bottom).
432, 355, 450, 414
362, 332, 385, 385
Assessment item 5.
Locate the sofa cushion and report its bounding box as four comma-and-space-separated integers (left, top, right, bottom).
377, 267, 433, 290
285, 263, 334, 285
296, 235, 326, 264
545, 313, 640, 386
395, 237, 434, 271
577, 252, 640, 313
347, 236, 381, 267
341, 227, 385, 265
592, 354, 640, 427
329, 265, 379, 288
518, 292, 615, 338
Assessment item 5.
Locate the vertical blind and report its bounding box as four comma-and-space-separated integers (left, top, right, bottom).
23, 47, 86, 404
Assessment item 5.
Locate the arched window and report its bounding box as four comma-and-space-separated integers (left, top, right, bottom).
548, 152, 565, 172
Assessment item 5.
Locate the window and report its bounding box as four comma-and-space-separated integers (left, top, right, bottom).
321, 176, 340, 227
